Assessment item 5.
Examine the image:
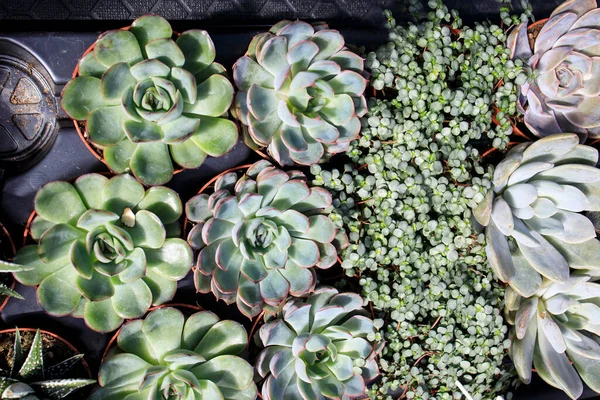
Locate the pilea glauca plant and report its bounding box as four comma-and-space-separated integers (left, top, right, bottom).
0, 329, 95, 399
14, 173, 192, 333
186, 160, 348, 319
91, 307, 257, 400
61, 15, 237, 186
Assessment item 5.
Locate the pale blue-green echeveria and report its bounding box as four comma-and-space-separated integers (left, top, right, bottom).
508, 0, 600, 141
232, 20, 367, 167
505, 276, 600, 399
255, 287, 380, 400
474, 134, 600, 297
61, 15, 237, 186
0, 328, 95, 399
186, 160, 348, 319
90, 307, 257, 400
13, 173, 192, 333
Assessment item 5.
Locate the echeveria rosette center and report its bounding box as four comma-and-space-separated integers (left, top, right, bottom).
474, 134, 600, 298
508, 0, 600, 141
505, 276, 600, 399
232, 20, 368, 167
61, 15, 238, 186
90, 307, 257, 400
255, 287, 380, 400
186, 160, 349, 319
13, 173, 193, 333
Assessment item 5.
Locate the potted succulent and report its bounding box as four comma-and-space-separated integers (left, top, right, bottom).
507, 0, 600, 141
231, 20, 368, 166
61, 15, 238, 186
255, 286, 380, 399
185, 159, 349, 319
14, 173, 193, 333
0, 328, 95, 398
91, 306, 257, 399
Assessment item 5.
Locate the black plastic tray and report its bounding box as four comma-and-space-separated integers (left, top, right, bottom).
0, 1, 597, 399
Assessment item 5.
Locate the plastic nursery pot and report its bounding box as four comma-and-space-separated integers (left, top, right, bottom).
65, 26, 187, 180
101, 303, 203, 361
0, 328, 93, 379
0, 221, 18, 313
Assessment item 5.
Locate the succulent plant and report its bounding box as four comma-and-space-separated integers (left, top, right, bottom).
186, 160, 347, 319
508, 0, 600, 141
13, 173, 192, 333
255, 287, 380, 400
0, 328, 95, 399
61, 15, 237, 186
474, 134, 600, 297
505, 275, 600, 399
0, 260, 31, 301
91, 307, 257, 400
231, 20, 367, 167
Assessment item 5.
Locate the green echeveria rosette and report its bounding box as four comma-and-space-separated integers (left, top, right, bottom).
255, 287, 380, 400
232, 20, 368, 167
91, 307, 257, 400
61, 15, 238, 186
474, 133, 600, 298
186, 160, 347, 319
13, 173, 193, 333
505, 276, 600, 399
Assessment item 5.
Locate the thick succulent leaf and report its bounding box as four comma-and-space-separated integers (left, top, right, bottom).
101, 62, 136, 103
507, 247, 543, 298
83, 297, 124, 332
129, 15, 172, 53
549, 210, 597, 243
78, 51, 108, 78
260, 320, 296, 347
145, 38, 185, 68
130, 142, 174, 186
186, 194, 212, 223
485, 223, 516, 282
258, 36, 289, 77
95, 30, 143, 67
279, 261, 315, 296
193, 320, 247, 359
143, 268, 177, 305
145, 238, 192, 280
569, 350, 600, 393
288, 239, 319, 267
177, 30, 216, 75
29, 216, 55, 241
13, 246, 67, 286
538, 327, 583, 399
98, 353, 150, 388
190, 355, 254, 391
190, 117, 238, 157
76, 268, 115, 301
62, 76, 106, 120
137, 186, 182, 225
140, 307, 184, 362
102, 174, 145, 215
116, 319, 157, 365
111, 279, 152, 319
88, 106, 127, 147
547, 237, 600, 270
181, 311, 220, 351
32, 378, 95, 399
35, 181, 87, 225
104, 140, 137, 174
518, 231, 569, 282
38, 223, 84, 263
260, 270, 290, 306
233, 56, 273, 92
184, 75, 233, 117
535, 164, 600, 184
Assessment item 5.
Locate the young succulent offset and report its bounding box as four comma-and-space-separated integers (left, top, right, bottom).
186, 160, 347, 319
91, 307, 257, 400
508, 0, 600, 140
255, 287, 380, 400
0, 260, 31, 301
474, 134, 600, 297
13, 173, 192, 333
0, 329, 95, 399
505, 276, 600, 399
61, 15, 237, 185
232, 20, 367, 166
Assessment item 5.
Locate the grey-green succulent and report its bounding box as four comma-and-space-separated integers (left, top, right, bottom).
91, 307, 257, 400
474, 133, 600, 297
186, 160, 347, 319
505, 275, 600, 399
0, 329, 95, 399
61, 15, 237, 186
255, 287, 380, 400
508, 0, 600, 141
232, 20, 367, 167
14, 173, 192, 333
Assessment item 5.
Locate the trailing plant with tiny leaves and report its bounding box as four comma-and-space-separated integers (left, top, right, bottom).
311, 2, 535, 398
0, 329, 95, 399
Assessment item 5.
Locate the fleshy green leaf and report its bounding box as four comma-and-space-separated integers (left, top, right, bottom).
130, 142, 174, 186
61, 76, 105, 120
190, 117, 238, 157
94, 30, 143, 67
35, 181, 87, 225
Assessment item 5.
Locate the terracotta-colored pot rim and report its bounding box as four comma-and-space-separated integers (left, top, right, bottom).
527, 18, 549, 51
0, 327, 93, 378
101, 303, 204, 361
0, 223, 17, 313
68, 25, 185, 178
